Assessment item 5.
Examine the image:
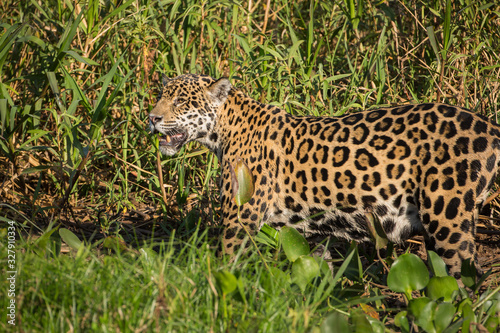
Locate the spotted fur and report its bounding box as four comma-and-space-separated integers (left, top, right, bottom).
149, 74, 500, 278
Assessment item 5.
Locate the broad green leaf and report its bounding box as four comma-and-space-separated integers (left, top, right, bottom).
291, 255, 320, 292
387, 253, 429, 297
351, 308, 373, 333
321, 312, 350, 333
460, 259, 477, 289
426, 276, 459, 302
427, 250, 448, 277
394, 311, 410, 333
214, 270, 238, 295
434, 302, 456, 332
280, 227, 309, 262
366, 317, 385, 333
314, 255, 332, 276
460, 300, 475, 333
408, 297, 436, 333
229, 156, 254, 206
59, 228, 82, 250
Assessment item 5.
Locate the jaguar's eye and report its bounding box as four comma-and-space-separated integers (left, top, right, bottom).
174, 97, 186, 107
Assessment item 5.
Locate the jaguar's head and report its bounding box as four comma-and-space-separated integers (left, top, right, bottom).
149, 74, 231, 155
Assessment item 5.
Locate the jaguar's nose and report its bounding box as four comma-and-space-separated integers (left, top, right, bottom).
149, 115, 163, 125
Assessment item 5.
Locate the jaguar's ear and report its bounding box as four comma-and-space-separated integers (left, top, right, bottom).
207, 78, 231, 107
162, 73, 170, 87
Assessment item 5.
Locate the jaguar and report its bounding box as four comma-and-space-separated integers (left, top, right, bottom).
149, 73, 500, 278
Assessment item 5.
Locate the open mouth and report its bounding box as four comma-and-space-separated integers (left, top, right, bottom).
158, 131, 187, 148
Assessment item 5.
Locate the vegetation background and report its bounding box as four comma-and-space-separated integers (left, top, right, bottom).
0, 0, 499, 331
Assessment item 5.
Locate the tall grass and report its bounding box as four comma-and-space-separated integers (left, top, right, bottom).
1, 0, 499, 331
1, 0, 499, 225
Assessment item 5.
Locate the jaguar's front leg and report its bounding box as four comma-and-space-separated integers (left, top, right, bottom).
219, 191, 261, 254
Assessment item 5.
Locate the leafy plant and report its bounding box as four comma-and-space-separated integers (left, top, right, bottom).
388, 252, 499, 333
387, 253, 430, 300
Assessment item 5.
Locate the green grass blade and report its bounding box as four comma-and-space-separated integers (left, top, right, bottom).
0, 23, 24, 72
0, 99, 6, 134
57, 11, 83, 52
426, 25, 441, 66
443, 0, 452, 55
64, 50, 99, 66
101, 0, 135, 22
89, 50, 127, 140
61, 67, 92, 112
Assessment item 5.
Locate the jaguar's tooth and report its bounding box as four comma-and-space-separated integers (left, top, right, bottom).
166, 135, 171, 143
